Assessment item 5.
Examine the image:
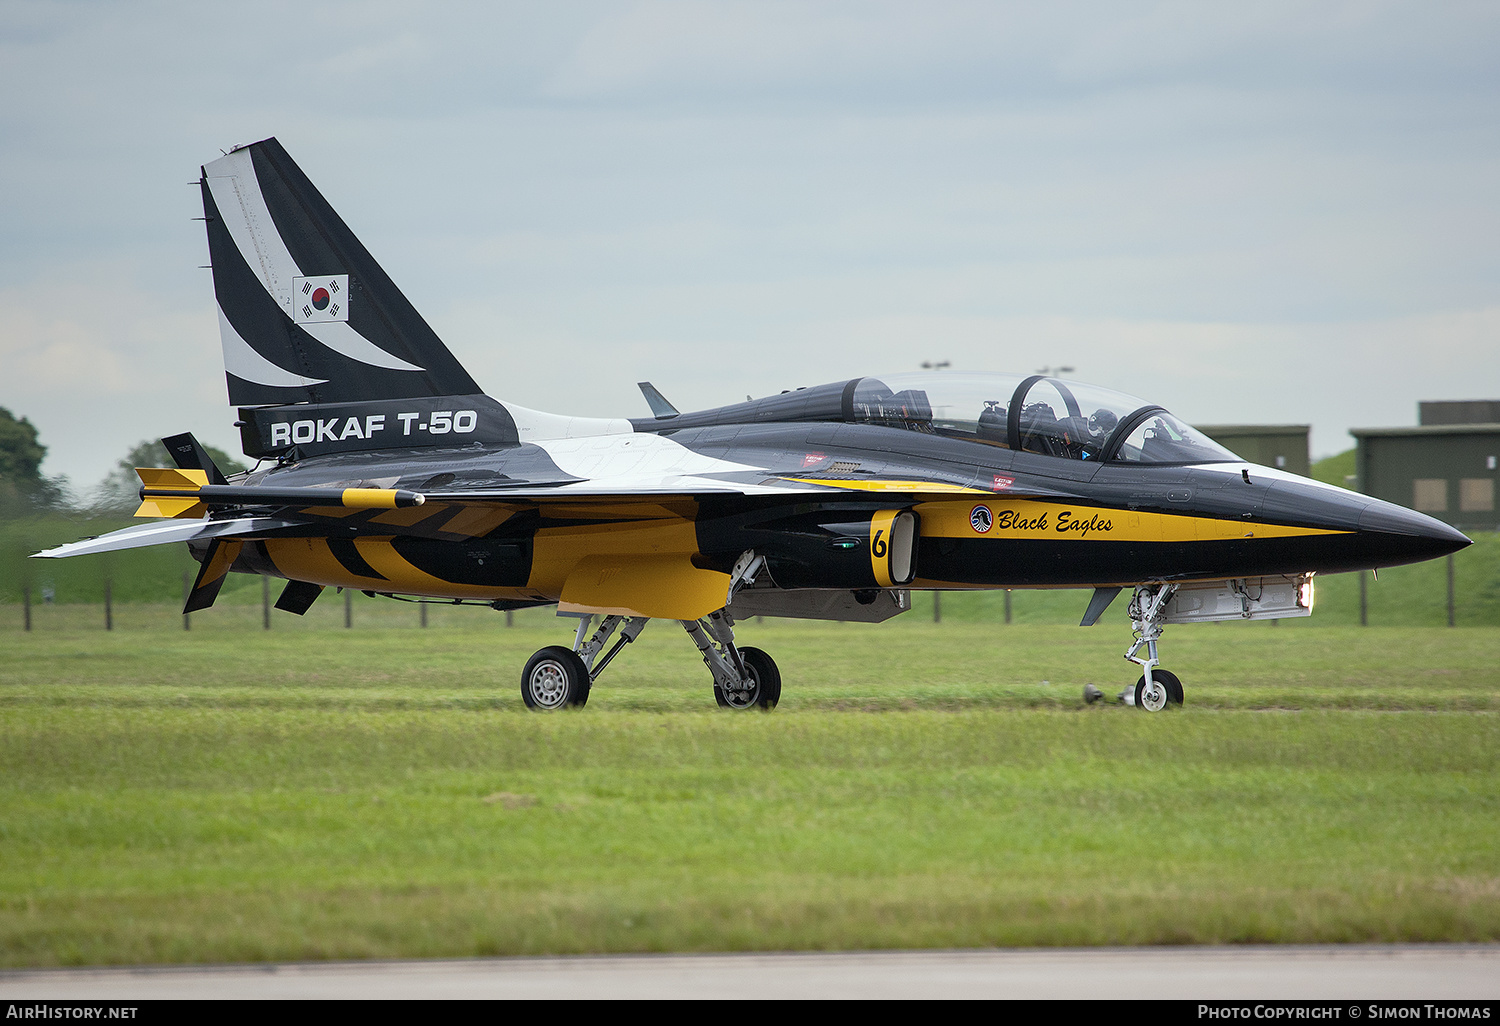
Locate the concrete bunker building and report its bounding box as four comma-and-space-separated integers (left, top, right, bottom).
1352, 401, 1500, 533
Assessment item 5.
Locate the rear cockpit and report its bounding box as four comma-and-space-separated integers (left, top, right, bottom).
849, 373, 1238, 464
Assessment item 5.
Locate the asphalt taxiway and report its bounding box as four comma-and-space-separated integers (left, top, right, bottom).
2, 945, 1497, 1000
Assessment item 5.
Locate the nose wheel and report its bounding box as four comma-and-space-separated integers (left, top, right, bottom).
1124, 584, 1185, 712
1134, 668, 1183, 711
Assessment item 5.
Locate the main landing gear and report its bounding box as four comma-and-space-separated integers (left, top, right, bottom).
682, 610, 781, 710
519, 551, 780, 712
1123, 583, 1185, 713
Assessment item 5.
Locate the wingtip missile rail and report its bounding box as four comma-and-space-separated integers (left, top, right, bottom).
134, 467, 425, 518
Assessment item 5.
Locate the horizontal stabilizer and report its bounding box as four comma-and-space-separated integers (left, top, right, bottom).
31, 517, 296, 559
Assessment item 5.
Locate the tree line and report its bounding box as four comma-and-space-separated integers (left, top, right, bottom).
0, 406, 246, 518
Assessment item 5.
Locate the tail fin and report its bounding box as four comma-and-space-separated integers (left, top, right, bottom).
200, 138, 480, 406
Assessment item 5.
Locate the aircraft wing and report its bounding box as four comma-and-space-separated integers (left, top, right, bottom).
31, 470, 982, 563
31, 516, 300, 559
423, 472, 991, 502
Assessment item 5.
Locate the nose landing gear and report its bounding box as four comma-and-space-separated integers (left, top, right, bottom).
1124, 583, 1184, 712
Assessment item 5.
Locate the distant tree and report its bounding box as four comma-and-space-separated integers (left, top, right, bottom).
0, 408, 65, 514
0, 408, 46, 482
94, 439, 251, 512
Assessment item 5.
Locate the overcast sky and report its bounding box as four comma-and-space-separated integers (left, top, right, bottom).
2, 0, 1498, 487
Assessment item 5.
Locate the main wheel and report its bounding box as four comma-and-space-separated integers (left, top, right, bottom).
1134, 673, 1169, 712
1153, 668, 1184, 706
521, 646, 590, 710
714, 646, 781, 710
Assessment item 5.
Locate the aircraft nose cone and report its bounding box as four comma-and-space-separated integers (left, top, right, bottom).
1357, 499, 1472, 563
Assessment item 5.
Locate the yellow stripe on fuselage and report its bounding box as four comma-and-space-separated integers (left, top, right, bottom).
916, 498, 1349, 543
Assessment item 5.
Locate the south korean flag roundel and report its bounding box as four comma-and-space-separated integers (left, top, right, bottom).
292, 275, 349, 324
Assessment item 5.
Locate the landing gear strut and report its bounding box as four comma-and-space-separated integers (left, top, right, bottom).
519, 613, 650, 711
1124, 583, 1184, 712
681, 610, 780, 710
519, 549, 781, 711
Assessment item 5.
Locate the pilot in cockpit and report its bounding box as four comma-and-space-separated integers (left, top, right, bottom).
1078, 408, 1119, 460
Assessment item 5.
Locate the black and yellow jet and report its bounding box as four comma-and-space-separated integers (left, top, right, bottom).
36, 138, 1471, 713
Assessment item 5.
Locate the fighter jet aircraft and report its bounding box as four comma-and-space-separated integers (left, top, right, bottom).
36, 138, 1471, 713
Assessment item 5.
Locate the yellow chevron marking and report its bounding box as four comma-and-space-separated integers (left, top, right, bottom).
438, 505, 518, 538
199, 540, 243, 587
781, 477, 988, 494
369, 504, 445, 527
299, 506, 365, 519
262, 537, 530, 601
915, 498, 1350, 543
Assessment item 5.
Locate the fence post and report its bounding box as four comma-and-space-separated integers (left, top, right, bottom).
182, 572, 191, 631
1004, 590, 1012, 625
933, 591, 941, 623
420, 602, 428, 628
23, 585, 31, 632
1359, 571, 1368, 627
104, 580, 113, 631
262, 577, 271, 630
505, 608, 513, 627
345, 589, 352, 628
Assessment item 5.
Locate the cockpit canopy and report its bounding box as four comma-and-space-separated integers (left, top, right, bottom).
849, 372, 1238, 464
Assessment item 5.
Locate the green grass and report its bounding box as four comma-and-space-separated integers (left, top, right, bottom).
0, 617, 1497, 966
1312, 448, 1358, 490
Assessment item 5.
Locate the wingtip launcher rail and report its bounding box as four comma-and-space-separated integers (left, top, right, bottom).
136, 469, 426, 517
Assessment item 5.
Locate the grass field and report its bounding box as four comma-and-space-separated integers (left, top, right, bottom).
1, 613, 1497, 966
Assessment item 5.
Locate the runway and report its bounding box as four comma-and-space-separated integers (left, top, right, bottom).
2, 945, 1497, 1000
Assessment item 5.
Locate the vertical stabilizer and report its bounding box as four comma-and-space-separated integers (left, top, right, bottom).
201, 138, 481, 406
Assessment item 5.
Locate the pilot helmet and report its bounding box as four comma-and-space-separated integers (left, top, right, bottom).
1088, 408, 1119, 436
